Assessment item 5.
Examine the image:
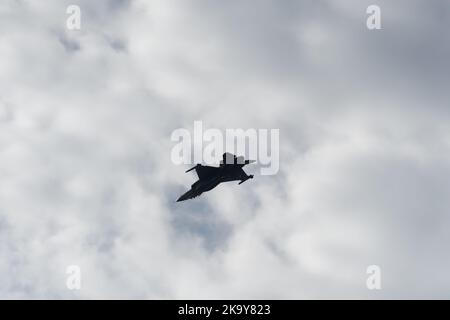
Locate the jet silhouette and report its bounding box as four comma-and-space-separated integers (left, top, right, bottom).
176, 153, 255, 202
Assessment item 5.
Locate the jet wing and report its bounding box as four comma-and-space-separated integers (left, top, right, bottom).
187, 165, 220, 180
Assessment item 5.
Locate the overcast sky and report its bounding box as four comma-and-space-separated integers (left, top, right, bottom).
0, 0, 449, 299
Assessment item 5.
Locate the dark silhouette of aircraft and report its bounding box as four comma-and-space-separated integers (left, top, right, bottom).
176, 153, 255, 202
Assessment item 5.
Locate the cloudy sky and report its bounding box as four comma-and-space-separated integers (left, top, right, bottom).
0, 0, 449, 299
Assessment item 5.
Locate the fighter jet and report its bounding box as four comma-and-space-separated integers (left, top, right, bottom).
176, 153, 255, 202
